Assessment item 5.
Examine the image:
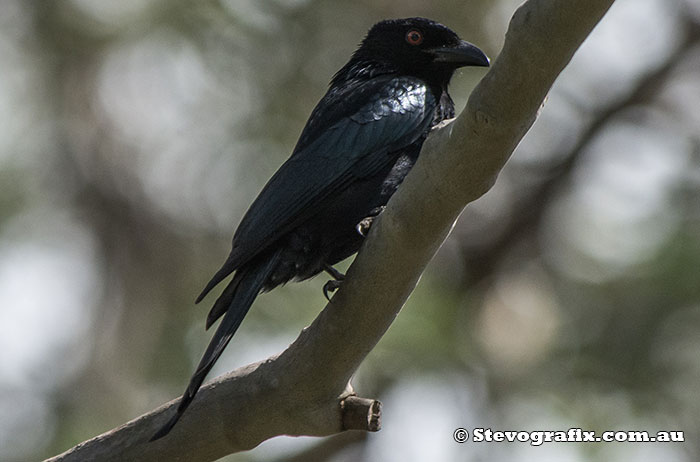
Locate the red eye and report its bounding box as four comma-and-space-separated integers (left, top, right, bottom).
405, 29, 423, 46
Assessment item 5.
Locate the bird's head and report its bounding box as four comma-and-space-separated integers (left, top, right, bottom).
349, 17, 489, 87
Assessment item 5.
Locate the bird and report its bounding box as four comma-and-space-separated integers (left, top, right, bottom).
151, 17, 489, 440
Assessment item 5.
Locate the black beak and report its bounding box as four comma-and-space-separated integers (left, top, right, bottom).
429, 40, 490, 68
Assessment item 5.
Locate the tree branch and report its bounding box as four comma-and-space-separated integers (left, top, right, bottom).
46, 1, 615, 461
457, 16, 700, 289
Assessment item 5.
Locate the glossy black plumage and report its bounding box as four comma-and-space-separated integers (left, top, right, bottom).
152, 17, 488, 440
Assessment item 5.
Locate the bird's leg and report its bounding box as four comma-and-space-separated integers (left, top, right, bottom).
323, 264, 345, 300
324, 264, 346, 281
356, 206, 386, 237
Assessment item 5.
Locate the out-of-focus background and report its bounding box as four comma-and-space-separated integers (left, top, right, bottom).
1, 0, 699, 461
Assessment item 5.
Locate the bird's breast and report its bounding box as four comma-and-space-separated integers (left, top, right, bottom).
351, 80, 428, 124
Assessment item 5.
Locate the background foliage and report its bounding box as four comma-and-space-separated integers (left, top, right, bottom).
1, 0, 699, 460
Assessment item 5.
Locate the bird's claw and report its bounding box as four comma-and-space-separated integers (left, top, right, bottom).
356, 217, 374, 237
356, 206, 386, 237
322, 264, 345, 300
323, 279, 343, 301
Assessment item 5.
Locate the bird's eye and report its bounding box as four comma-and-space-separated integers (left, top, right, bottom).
405, 30, 423, 46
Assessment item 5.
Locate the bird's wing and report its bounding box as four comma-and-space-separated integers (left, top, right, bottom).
197, 76, 436, 299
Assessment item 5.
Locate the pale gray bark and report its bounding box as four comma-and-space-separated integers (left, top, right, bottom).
46, 1, 616, 461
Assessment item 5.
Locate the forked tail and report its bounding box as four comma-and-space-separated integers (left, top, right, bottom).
150, 250, 281, 441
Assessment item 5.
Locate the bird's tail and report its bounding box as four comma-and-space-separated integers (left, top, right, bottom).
150, 250, 281, 441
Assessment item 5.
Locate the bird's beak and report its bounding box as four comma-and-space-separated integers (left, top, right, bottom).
428, 40, 490, 68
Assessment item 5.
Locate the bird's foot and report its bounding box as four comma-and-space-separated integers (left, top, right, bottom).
356, 206, 386, 237
323, 263, 346, 281
323, 279, 343, 301
323, 264, 345, 300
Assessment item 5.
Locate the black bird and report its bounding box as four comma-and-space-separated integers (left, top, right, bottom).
152, 17, 488, 440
